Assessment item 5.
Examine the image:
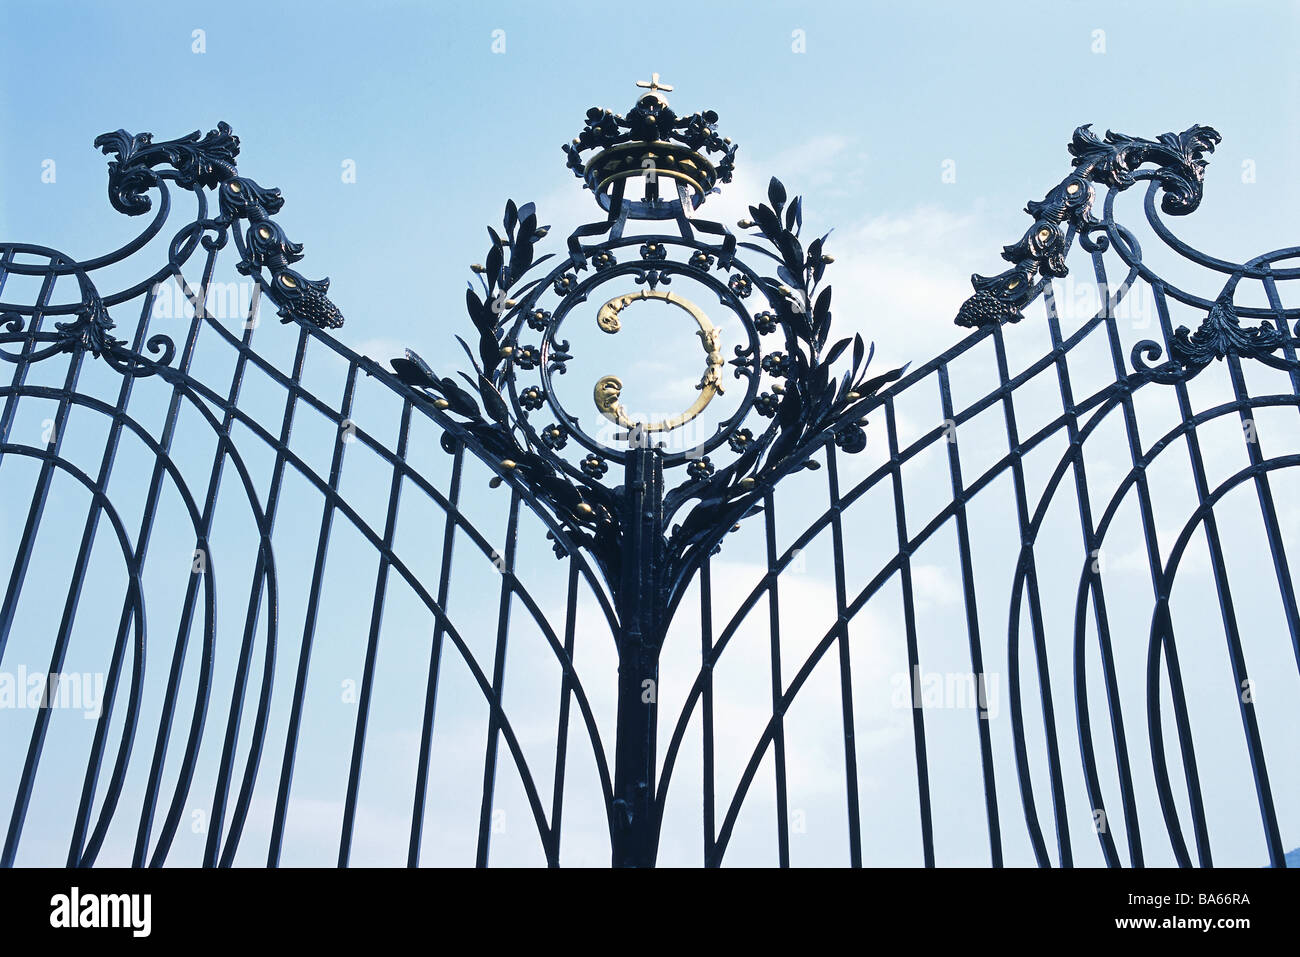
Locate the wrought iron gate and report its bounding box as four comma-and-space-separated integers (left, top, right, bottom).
1, 82, 1295, 867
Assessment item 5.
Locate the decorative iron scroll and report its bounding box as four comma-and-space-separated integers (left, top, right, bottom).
1, 297, 176, 377
97, 121, 344, 329
955, 122, 1300, 388
94, 123, 241, 216
955, 124, 1221, 328
2, 122, 346, 381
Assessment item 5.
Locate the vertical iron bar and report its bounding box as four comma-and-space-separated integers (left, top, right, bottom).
1042, 280, 1135, 869
215, 321, 309, 867
129, 256, 224, 866
611, 446, 663, 868
824, 447, 864, 867
991, 323, 1073, 867
701, 557, 717, 866
1088, 253, 1157, 867
475, 490, 522, 867
884, 396, 935, 867
338, 398, 413, 866
267, 359, 359, 865
1150, 283, 1282, 865
140, 260, 265, 866
407, 440, 464, 867
0, 265, 60, 664
762, 490, 791, 867
546, 556, 582, 866
0, 330, 87, 865
203, 299, 280, 867
934, 368, 1002, 866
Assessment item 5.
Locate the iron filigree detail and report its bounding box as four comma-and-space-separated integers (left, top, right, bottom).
0, 298, 176, 377
562, 79, 738, 216
94, 121, 344, 330
956, 124, 1222, 327
392, 199, 622, 562
94, 122, 240, 216
1170, 295, 1285, 366
218, 177, 344, 329
393, 173, 900, 609
1132, 291, 1292, 383
53, 297, 124, 357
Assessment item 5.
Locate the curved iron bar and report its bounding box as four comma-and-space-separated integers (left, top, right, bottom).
1066, 395, 1300, 866
1, 252, 621, 867
692, 386, 1300, 865
3, 377, 609, 864
660, 151, 1300, 863
1143, 453, 1300, 868
0, 382, 226, 866
0, 443, 151, 867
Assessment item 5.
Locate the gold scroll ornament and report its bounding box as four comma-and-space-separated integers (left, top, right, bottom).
592, 289, 724, 432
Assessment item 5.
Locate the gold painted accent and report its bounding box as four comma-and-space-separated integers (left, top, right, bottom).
1008, 279, 1020, 290
636, 72, 673, 94
229, 182, 242, 193
595, 166, 707, 196
280, 274, 297, 288
592, 289, 724, 433
500, 459, 517, 470
576, 503, 594, 516
1066, 182, 1080, 194
846, 391, 860, 401
587, 142, 717, 196
434, 399, 450, 409
258, 226, 272, 239
739, 477, 756, 490
1037, 228, 1051, 241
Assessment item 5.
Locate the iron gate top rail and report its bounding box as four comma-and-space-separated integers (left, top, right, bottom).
0, 80, 1297, 867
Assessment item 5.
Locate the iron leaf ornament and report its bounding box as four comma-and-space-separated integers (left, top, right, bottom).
1168, 295, 1285, 367
667, 176, 904, 578
955, 124, 1221, 328
392, 199, 624, 567
94, 122, 240, 216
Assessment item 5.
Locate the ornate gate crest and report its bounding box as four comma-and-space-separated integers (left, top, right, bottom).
390, 78, 901, 865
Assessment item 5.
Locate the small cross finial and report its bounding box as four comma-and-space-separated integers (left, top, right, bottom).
635, 72, 673, 95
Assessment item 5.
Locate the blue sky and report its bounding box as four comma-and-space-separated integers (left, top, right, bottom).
1, 0, 1298, 867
